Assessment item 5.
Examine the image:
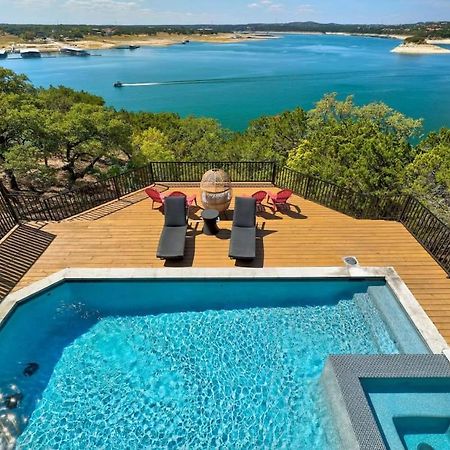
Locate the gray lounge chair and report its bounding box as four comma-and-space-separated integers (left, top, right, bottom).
157, 196, 188, 260
229, 197, 257, 261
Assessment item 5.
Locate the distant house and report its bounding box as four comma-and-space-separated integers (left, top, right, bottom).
101, 28, 116, 36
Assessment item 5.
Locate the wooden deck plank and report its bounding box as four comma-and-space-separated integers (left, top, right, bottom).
11, 186, 450, 344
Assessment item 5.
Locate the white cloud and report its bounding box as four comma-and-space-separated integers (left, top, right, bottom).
64, 0, 143, 12
297, 4, 315, 14
247, 0, 284, 12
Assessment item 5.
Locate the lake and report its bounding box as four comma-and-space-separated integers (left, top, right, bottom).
2, 34, 450, 131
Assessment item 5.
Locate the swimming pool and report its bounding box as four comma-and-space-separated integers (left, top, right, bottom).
0, 268, 439, 448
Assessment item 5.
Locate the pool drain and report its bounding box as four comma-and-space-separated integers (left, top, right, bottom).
343, 256, 359, 266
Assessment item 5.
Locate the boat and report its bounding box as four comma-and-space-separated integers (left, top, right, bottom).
181, 40, 190, 45
60, 47, 90, 56
20, 48, 41, 58
115, 45, 140, 50
114, 81, 123, 88
0, 49, 7, 59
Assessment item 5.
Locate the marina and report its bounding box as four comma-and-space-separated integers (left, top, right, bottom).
59, 47, 90, 56
19, 48, 41, 58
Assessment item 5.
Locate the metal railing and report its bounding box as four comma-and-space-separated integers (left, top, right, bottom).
1, 161, 449, 275
0, 183, 18, 240
5, 162, 274, 222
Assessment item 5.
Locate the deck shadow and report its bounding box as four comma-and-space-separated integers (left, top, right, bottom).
271, 203, 307, 220
234, 225, 276, 268
0, 225, 55, 300
164, 223, 200, 268
70, 191, 149, 221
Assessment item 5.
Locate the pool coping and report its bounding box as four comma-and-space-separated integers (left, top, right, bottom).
323, 354, 450, 450
1, 266, 448, 354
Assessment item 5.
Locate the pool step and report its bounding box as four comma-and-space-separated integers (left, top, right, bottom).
353, 293, 399, 354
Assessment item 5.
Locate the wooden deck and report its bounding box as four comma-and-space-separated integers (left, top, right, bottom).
13, 185, 450, 343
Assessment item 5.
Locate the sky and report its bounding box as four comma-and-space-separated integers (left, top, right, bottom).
2, 0, 450, 25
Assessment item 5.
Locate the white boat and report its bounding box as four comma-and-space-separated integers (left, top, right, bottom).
0, 49, 7, 59
20, 48, 41, 58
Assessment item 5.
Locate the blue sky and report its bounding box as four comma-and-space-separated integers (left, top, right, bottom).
2, 0, 450, 25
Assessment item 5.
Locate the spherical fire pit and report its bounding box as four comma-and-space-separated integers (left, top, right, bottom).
200, 169, 233, 212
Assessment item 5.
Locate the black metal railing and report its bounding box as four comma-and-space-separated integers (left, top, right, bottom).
399, 196, 450, 274
150, 161, 275, 184
6, 162, 274, 222
0, 184, 19, 240
2, 161, 449, 275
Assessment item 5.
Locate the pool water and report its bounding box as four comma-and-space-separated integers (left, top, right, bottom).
0, 279, 426, 448
395, 417, 450, 450
363, 378, 450, 450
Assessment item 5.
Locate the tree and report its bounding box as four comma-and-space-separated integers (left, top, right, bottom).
406, 129, 450, 222
0, 68, 34, 95
287, 94, 422, 194
131, 128, 174, 165
168, 117, 230, 161
231, 108, 308, 163
49, 104, 132, 188
37, 86, 104, 113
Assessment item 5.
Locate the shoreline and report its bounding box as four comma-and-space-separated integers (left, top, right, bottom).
0, 32, 278, 53
273, 31, 407, 40
2, 31, 449, 55
391, 42, 450, 54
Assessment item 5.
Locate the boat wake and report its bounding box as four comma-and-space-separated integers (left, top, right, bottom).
117, 69, 411, 88
117, 75, 290, 87
121, 82, 161, 86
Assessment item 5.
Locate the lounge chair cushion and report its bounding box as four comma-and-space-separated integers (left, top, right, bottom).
157, 225, 188, 259
229, 226, 256, 260
233, 197, 256, 228
164, 197, 186, 227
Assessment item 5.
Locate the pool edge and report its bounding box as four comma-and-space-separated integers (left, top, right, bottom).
2, 266, 448, 354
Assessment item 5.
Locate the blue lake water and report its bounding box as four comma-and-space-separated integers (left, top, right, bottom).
2, 34, 450, 131
0, 278, 427, 448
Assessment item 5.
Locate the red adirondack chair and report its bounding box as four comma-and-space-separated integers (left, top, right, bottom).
268, 189, 293, 211
251, 190, 267, 211
167, 191, 198, 207
145, 187, 166, 209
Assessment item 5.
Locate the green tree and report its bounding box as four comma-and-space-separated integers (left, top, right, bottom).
37, 86, 104, 113
49, 104, 132, 188
131, 128, 174, 165
406, 129, 450, 222
287, 94, 422, 194
0, 68, 34, 95
230, 108, 308, 163
169, 117, 230, 161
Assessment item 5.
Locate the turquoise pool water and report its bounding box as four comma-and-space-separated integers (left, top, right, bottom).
363, 378, 450, 450
2, 34, 450, 131
0, 279, 427, 448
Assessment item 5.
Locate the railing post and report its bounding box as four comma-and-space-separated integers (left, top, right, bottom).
271, 162, 277, 185
112, 177, 121, 199
304, 176, 312, 200
0, 181, 20, 223
398, 195, 412, 223
42, 198, 56, 221
148, 162, 155, 185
